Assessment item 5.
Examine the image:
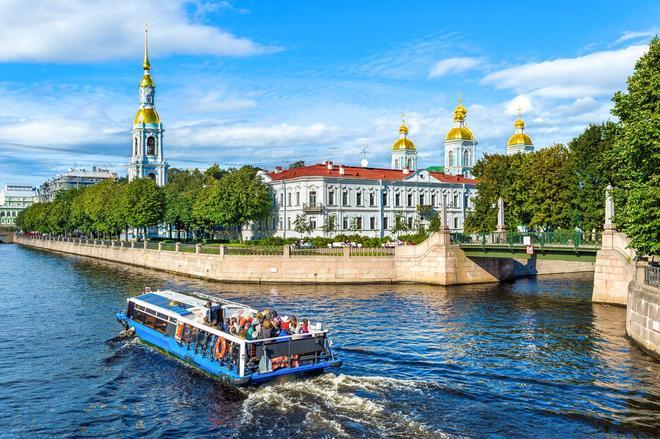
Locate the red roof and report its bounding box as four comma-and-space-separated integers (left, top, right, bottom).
266, 163, 478, 184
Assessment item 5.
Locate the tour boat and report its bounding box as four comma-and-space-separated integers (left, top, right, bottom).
116, 289, 342, 386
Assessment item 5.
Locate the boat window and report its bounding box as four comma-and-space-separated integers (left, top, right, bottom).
156, 312, 168, 320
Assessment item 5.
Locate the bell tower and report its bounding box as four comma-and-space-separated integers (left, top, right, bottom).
128, 26, 168, 186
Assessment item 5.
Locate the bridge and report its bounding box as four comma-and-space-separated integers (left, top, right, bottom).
451, 231, 601, 262
0, 230, 14, 243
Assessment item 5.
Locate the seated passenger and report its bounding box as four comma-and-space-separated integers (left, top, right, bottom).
299, 319, 310, 334
288, 316, 298, 334
238, 329, 247, 339
222, 318, 231, 332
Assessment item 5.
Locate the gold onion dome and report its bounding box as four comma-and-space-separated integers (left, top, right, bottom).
392, 117, 416, 150
134, 108, 160, 124
507, 114, 533, 146
445, 98, 474, 141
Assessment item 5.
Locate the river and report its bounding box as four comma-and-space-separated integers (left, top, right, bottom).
0, 243, 658, 438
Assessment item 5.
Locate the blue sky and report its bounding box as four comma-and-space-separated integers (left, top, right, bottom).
0, 0, 658, 186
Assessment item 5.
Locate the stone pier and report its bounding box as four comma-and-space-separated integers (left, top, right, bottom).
592, 229, 636, 305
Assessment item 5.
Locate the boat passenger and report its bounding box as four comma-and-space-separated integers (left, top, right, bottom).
238, 329, 247, 339
258, 319, 273, 339
299, 319, 310, 334
222, 318, 231, 332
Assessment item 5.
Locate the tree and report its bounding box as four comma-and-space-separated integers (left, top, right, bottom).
607, 36, 660, 255
194, 166, 272, 242
293, 213, 312, 238
165, 168, 204, 239
289, 160, 305, 169
121, 178, 165, 239
428, 211, 442, 233
391, 211, 408, 237
567, 122, 617, 232
322, 215, 336, 236
349, 217, 360, 233
204, 163, 226, 182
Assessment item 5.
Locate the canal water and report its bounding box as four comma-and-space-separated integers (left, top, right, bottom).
1, 244, 659, 438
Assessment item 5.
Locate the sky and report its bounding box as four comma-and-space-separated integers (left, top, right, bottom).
0, 0, 658, 186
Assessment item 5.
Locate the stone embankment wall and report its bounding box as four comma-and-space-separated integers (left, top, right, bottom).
627, 264, 660, 359
592, 229, 636, 305
0, 231, 14, 243
16, 233, 596, 286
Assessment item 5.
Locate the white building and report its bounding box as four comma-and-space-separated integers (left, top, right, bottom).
38, 167, 116, 202
254, 103, 478, 239
0, 184, 38, 226
127, 27, 168, 186
506, 112, 535, 155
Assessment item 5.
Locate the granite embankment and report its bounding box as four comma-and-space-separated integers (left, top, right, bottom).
16, 233, 593, 286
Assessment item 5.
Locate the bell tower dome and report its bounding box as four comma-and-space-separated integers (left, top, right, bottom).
127, 25, 168, 186
443, 97, 476, 178
390, 115, 417, 171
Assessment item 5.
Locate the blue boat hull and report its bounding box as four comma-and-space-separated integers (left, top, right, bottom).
116, 312, 340, 386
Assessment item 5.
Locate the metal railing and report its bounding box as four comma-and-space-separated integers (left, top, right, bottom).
451, 231, 602, 248
290, 247, 344, 256
224, 246, 284, 256
645, 265, 660, 286
349, 246, 395, 257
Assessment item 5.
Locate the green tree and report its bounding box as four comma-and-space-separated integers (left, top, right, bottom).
322, 215, 336, 236
428, 211, 442, 233
608, 36, 660, 255
349, 217, 360, 233
204, 163, 227, 182
121, 178, 165, 240
293, 213, 312, 238
164, 168, 204, 239
289, 160, 305, 168
567, 122, 617, 232
391, 211, 408, 237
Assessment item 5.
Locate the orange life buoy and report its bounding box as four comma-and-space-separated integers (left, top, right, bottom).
291, 354, 299, 368
215, 337, 228, 359
175, 324, 183, 341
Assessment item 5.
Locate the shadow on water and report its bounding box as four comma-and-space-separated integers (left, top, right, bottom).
1, 244, 659, 437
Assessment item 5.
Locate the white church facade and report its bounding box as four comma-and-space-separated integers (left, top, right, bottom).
254, 102, 479, 239
127, 28, 168, 186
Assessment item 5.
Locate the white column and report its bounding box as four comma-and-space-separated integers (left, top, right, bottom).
497, 197, 505, 232
605, 184, 614, 230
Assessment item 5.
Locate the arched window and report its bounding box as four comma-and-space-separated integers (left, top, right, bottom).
147, 136, 156, 155
394, 158, 399, 169
133, 138, 138, 155
407, 158, 412, 169
147, 172, 156, 181
464, 149, 470, 166
448, 151, 454, 167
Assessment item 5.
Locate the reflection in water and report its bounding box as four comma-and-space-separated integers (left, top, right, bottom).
0, 245, 658, 437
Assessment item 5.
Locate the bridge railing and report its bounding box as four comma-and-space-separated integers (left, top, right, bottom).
645, 265, 660, 287
451, 230, 602, 248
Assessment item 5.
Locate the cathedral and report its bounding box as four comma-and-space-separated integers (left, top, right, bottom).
127, 28, 168, 186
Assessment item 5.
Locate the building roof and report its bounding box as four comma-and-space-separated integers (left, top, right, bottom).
265, 163, 478, 184
1, 184, 37, 198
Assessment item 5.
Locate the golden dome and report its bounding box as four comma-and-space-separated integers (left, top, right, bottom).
140, 74, 154, 88
445, 127, 474, 141
507, 133, 533, 146
392, 138, 416, 150
514, 118, 525, 129
399, 121, 409, 135
453, 98, 467, 122
134, 108, 160, 125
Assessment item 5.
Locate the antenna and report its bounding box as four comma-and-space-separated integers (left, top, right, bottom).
360, 145, 368, 167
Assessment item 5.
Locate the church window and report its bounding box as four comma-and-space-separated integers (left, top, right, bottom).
133, 138, 138, 155
448, 151, 454, 167
147, 172, 156, 181
464, 149, 470, 166
147, 136, 156, 155
394, 158, 399, 169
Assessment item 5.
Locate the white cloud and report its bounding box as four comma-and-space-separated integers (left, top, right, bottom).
482, 45, 648, 98
505, 95, 533, 115
429, 57, 482, 78
0, 0, 275, 62
615, 29, 659, 45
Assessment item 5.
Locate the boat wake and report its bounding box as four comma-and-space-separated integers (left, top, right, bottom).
239, 373, 458, 438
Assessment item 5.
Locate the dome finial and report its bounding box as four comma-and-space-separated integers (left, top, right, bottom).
453, 94, 467, 122
143, 24, 151, 71
399, 113, 409, 136
514, 107, 525, 130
